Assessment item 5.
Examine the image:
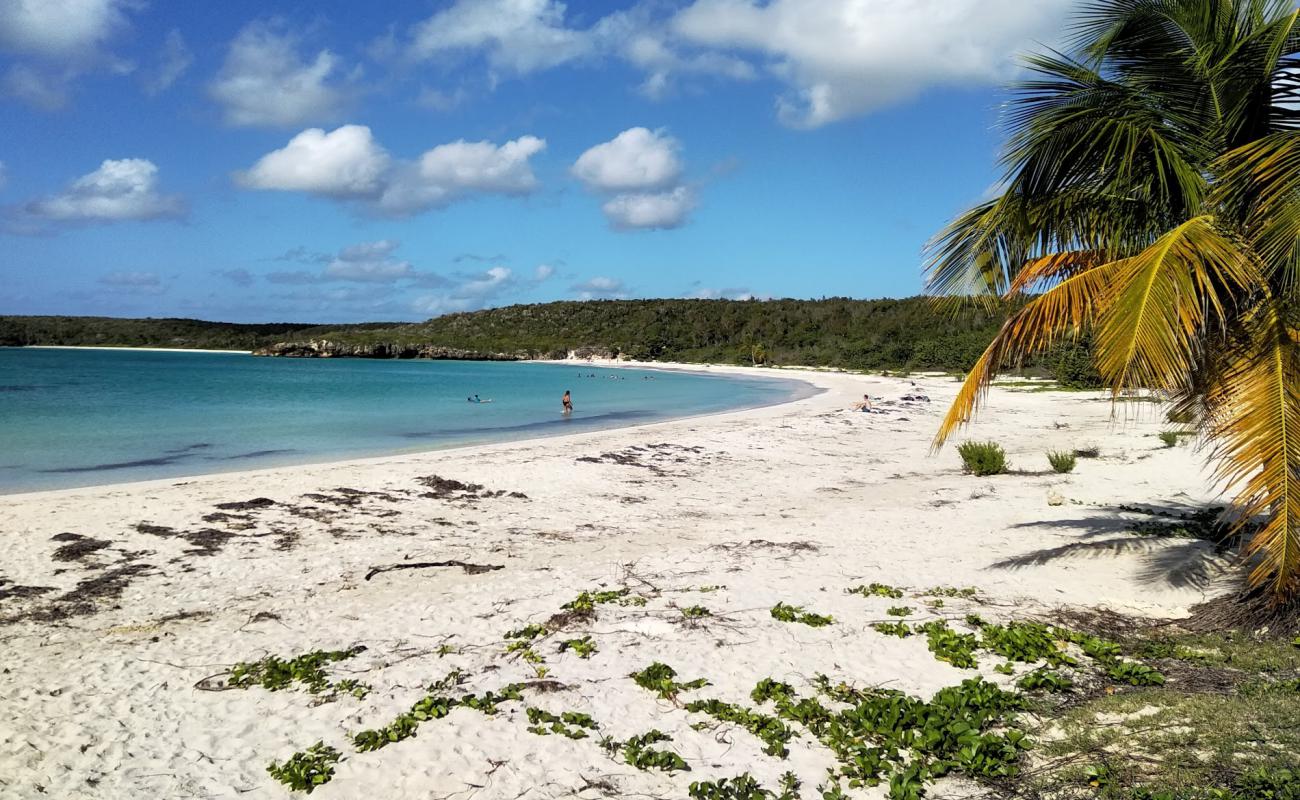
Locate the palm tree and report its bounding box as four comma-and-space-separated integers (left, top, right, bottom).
926, 0, 1300, 603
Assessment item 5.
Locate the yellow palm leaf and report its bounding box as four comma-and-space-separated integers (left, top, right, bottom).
933, 258, 1123, 448
1204, 300, 1300, 599
1093, 216, 1255, 395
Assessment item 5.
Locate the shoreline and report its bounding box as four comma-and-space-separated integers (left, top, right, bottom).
0, 360, 822, 499
0, 367, 1230, 799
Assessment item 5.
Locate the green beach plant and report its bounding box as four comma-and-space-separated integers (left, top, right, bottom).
956, 441, 1008, 476
769, 601, 833, 627
267, 742, 340, 794
848, 582, 904, 599
1046, 450, 1077, 473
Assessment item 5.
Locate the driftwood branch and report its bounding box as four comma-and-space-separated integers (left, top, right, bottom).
364, 561, 503, 581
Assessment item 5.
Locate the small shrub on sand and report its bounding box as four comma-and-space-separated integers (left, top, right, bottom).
957, 441, 1009, 476
1046, 451, 1077, 473
1158, 431, 1180, 447
1073, 444, 1101, 458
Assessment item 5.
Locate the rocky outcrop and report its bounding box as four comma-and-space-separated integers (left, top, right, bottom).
252, 340, 538, 360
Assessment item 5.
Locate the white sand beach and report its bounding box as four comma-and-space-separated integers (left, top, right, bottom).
0, 366, 1230, 799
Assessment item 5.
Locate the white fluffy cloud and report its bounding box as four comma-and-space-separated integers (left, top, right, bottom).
574, 127, 694, 230
237, 125, 391, 197
672, 0, 1075, 127
407, 0, 593, 74
210, 21, 351, 127
21, 158, 184, 223
601, 186, 695, 231
0, 0, 139, 109
572, 127, 682, 192
570, 275, 627, 300
397, 0, 1072, 127
238, 125, 546, 217
0, 0, 131, 58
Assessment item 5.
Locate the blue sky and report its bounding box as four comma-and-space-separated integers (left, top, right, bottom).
0, 0, 1076, 323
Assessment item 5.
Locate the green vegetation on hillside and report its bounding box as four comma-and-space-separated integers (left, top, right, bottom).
0, 316, 395, 351
2, 299, 1100, 380
275, 297, 1080, 374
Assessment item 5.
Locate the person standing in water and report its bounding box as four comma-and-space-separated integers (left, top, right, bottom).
562, 390, 573, 414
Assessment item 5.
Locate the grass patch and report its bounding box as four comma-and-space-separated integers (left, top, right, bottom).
958, 440, 1009, 476
1047, 450, 1078, 473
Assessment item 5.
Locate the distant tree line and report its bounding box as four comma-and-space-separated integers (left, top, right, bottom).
0, 300, 1104, 385
0, 316, 394, 351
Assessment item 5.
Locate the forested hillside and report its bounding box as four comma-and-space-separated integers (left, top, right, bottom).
0, 316, 394, 351
1, 300, 1099, 383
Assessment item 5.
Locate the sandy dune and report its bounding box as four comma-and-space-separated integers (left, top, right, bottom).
0, 366, 1230, 799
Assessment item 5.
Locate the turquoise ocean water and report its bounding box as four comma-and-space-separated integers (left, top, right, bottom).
0, 348, 813, 494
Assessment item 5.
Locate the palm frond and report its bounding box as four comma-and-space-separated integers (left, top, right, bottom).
1204, 299, 1300, 599
1093, 216, 1255, 393
933, 259, 1124, 447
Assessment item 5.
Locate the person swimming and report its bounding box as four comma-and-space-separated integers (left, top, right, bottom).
562, 390, 573, 414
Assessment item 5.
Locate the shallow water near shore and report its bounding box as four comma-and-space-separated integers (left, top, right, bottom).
0, 347, 811, 494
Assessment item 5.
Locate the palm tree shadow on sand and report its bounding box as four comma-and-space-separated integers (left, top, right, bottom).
988, 502, 1246, 593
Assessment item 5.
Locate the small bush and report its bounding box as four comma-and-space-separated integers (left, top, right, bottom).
957, 441, 1009, 476
1073, 445, 1101, 458
1046, 451, 1077, 473
1158, 431, 1179, 447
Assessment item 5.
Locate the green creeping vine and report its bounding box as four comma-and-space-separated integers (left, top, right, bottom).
886, 606, 913, 617
684, 698, 795, 757
770, 602, 834, 627
848, 583, 904, 599
922, 586, 980, 600
872, 621, 913, 638
681, 605, 713, 619
689, 771, 801, 800
557, 636, 597, 658
1017, 669, 1074, 693
980, 621, 1076, 667
351, 682, 524, 752
229, 646, 368, 696
1106, 660, 1167, 686
916, 620, 980, 669
630, 662, 710, 699
525, 707, 599, 739
714, 675, 1033, 799
620, 730, 689, 772
562, 587, 646, 615
267, 742, 340, 794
